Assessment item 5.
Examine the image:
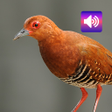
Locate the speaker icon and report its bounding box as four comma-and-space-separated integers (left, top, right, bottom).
81, 11, 102, 32
84, 15, 99, 28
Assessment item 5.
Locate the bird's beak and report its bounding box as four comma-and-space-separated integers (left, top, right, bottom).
13, 28, 29, 40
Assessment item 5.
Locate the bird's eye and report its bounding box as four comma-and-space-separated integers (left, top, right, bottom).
32, 21, 40, 29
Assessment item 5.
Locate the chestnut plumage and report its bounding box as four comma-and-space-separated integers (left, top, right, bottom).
14, 15, 112, 112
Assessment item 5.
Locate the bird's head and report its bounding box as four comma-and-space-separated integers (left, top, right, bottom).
14, 15, 61, 42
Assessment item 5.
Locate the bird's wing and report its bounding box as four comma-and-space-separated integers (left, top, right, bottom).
77, 42, 112, 84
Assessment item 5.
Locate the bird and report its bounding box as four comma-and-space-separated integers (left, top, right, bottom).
13, 15, 112, 112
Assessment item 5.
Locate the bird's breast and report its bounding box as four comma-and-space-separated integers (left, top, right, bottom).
39, 40, 80, 78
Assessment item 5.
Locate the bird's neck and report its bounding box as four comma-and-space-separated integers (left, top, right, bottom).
38, 29, 64, 47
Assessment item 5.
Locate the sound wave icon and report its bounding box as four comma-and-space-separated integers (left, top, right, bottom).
84, 15, 99, 28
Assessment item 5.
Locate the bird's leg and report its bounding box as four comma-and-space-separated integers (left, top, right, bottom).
72, 87, 88, 112
93, 84, 102, 112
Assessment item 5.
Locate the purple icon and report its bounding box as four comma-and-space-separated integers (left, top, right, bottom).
81, 11, 102, 32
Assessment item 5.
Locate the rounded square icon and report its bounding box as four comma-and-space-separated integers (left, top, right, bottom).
81, 11, 102, 32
